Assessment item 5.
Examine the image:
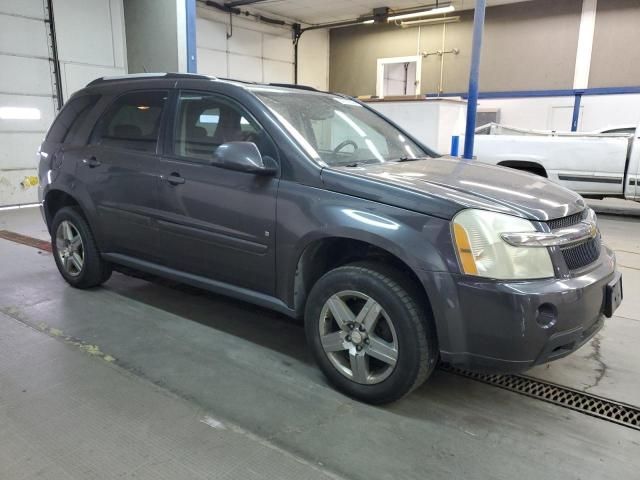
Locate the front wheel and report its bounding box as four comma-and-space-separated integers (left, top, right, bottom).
305, 262, 438, 404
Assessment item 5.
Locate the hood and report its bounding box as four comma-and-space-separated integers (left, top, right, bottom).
321, 157, 585, 221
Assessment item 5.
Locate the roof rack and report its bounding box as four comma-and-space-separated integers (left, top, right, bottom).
87, 73, 214, 87
268, 83, 318, 92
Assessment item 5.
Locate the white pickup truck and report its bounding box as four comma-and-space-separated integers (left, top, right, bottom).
465, 123, 639, 202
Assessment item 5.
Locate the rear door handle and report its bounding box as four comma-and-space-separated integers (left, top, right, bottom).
163, 172, 185, 185
82, 157, 101, 168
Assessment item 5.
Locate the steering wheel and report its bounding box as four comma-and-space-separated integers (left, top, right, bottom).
333, 139, 358, 154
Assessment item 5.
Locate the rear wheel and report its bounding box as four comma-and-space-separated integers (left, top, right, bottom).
305, 262, 438, 404
51, 207, 112, 288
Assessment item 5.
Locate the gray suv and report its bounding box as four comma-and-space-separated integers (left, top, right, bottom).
39, 74, 622, 404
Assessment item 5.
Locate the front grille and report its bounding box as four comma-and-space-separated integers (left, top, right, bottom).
546, 210, 586, 230
561, 236, 601, 270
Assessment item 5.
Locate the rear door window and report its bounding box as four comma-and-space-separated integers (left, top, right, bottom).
91, 91, 168, 153
46, 95, 100, 143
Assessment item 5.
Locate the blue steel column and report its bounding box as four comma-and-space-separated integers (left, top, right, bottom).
463, 0, 487, 159
571, 92, 583, 131
186, 0, 197, 73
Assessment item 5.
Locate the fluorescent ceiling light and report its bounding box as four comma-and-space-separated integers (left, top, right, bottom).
401, 15, 460, 27
388, 5, 455, 22
0, 107, 41, 120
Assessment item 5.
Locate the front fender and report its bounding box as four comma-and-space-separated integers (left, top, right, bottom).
274, 180, 457, 309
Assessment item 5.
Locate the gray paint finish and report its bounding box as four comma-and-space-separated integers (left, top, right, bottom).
478, 0, 581, 91
589, 0, 640, 88
329, 0, 582, 96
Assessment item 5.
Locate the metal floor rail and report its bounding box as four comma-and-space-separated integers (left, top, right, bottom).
441, 365, 640, 431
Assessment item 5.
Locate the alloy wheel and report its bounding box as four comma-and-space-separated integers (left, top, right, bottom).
55, 220, 84, 277
318, 290, 398, 385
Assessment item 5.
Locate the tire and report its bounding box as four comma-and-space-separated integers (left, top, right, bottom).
50, 206, 112, 288
304, 261, 438, 404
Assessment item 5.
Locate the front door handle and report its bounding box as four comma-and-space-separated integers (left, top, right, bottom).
82, 156, 101, 168
163, 172, 185, 185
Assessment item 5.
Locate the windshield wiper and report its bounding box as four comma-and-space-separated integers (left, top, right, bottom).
395, 156, 420, 162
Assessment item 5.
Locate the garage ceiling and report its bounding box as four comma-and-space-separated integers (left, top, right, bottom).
247, 0, 533, 25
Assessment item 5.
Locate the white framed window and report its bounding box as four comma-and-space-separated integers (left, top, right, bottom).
376, 55, 422, 98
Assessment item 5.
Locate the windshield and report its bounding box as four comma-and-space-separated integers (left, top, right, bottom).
251, 88, 432, 167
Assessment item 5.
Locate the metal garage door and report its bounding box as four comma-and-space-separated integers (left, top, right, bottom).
0, 0, 59, 207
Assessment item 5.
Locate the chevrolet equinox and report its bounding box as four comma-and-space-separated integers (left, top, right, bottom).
38, 74, 622, 404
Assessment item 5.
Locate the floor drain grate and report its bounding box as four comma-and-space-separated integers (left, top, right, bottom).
0, 230, 51, 252
441, 365, 640, 431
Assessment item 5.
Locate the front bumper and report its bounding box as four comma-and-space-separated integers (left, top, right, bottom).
419, 245, 620, 373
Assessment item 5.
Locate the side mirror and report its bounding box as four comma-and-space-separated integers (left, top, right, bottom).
211, 142, 277, 176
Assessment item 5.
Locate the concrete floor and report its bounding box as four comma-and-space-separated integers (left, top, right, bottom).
1, 207, 639, 479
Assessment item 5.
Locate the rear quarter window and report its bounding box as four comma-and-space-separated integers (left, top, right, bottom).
45, 95, 101, 143
90, 90, 168, 153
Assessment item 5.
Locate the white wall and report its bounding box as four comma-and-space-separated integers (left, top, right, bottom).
197, 6, 293, 83
298, 28, 330, 90
473, 93, 640, 132
369, 99, 466, 152
0, 0, 126, 206
196, 5, 329, 89
56, 0, 127, 98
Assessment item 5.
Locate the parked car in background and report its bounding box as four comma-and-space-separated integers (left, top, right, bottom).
468, 123, 640, 201
38, 74, 622, 404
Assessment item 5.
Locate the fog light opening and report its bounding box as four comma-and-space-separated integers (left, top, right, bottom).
536, 303, 557, 329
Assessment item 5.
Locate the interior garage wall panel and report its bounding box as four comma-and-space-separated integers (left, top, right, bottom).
0, 14, 49, 58
0, 0, 126, 205
0, 92, 55, 172
57, 0, 126, 97
228, 27, 263, 57
55, 0, 117, 66
330, 0, 581, 97
0, 134, 47, 171
197, 8, 292, 83
61, 63, 126, 100
196, 5, 328, 89
298, 28, 329, 91
197, 16, 227, 49
263, 60, 294, 84
263, 34, 293, 62
589, 0, 640, 88
0, 94, 55, 137
0, 55, 52, 96
197, 48, 228, 78
228, 54, 262, 82
0, 169, 42, 205
0, 0, 46, 19
0, 1, 53, 205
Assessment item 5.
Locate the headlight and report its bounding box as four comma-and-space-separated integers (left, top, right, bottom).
451, 209, 554, 280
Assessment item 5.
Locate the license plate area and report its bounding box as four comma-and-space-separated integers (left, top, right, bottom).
604, 273, 623, 318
